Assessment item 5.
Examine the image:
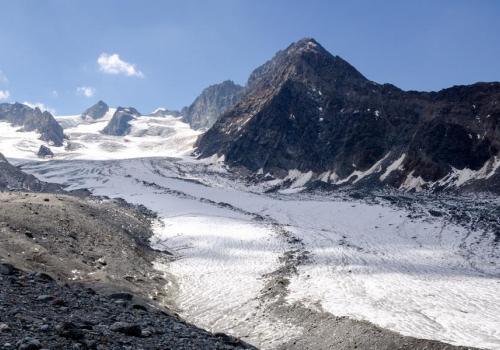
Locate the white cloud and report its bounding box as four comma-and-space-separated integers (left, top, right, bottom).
97, 53, 144, 78
0, 90, 10, 101
23, 101, 56, 115
52, 90, 59, 98
76, 86, 96, 97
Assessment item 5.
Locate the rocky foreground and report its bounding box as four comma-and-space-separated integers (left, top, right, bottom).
0, 264, 252, 350
0, 191, 253, 350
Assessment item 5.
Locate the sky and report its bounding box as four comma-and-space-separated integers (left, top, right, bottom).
0, 0, 499, 115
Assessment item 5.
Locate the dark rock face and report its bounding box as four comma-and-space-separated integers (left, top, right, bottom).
37, 145, 53, 158
0, 153, 62, 192
182, 80, 245, 130
101, 107, 140, 136
196, 38, 500, 192
0, 102, 65, 146
81, 100, 109, 120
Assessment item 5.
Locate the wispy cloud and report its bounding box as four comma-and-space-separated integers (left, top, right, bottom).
52, 90, 59, 98
23, 101, 56, 115
76, 86, 96, 97
0, 90, 10, 101
97, 53, 144, 78
0, 71, 8, 84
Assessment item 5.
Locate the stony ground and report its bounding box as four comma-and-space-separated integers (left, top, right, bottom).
0, 263, 254, 350
0, 191, 254, 349
0, 192, 170, 303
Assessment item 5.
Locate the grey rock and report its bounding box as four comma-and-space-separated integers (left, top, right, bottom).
182, 80, 244, 130
36, 146, 53, 159
80, 101, 109, 120
36, 295, 53, 302
16, 337, 41, 350
101, 107, 140, 136
0, 102, 64, 146
0, 153, 63, 192
0, 263, 16, 275
55, 322, 85, 340
108, 292, 133, 301
0, 323, 10, 332
109, 322, 142, 337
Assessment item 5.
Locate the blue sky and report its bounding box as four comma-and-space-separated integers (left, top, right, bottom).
0, 0, 499, 115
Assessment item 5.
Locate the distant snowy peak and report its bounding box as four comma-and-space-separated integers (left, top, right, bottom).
196, 37, 500, 193
149, 107, 181, 118
80, 100, 109, 120
0, 102, 65, 146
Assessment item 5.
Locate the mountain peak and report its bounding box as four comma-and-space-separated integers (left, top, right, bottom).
285, 37, 326, 56
246, 37, 366, 92
81, 100, 109, 120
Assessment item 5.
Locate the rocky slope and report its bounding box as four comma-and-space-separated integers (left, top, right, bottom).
0, 265, 253, 350
0, 153, 62, 192
102, 107, 141, 136
196, 38, 500, 193
182, 80, 245, 130
81, 100, 109, 120
149, 108, 181, 118
0, 102, 65, 146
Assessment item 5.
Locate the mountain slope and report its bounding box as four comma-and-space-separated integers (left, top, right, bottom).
182, 80, 245, 130
0, 102, 65, 146
102, 107, 141, 136
0, 153, 63, 192
196, 38, 500, 192
81, 100, 109, 120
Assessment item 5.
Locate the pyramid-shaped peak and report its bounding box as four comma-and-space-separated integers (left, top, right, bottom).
284, 37, 329, 56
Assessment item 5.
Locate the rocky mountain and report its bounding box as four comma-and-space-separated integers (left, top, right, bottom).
102, 107, 141, 136
0, 153, 62, 192
196, 38, 500, 193
37, 145, 54, 158
81, 100, 109, 120
0, 102, 65, 146
149, 107, 181, 118
182, 80, 245, 130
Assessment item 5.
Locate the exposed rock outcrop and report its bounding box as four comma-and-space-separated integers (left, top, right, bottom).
0, 153, 62, 192
0, 102, 65, 146
37, 145, 54, 158
101, 107, 141, 136
182, 80, 244, 130
81, 100, 109, 120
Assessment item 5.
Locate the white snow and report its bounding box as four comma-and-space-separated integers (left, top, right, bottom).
438, 156, 500, 188
1, 110, 200, 161
0, 122, 48, 159
400, 170, 428, 191
335, 153, 389, 185
380, 153, 406, 181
